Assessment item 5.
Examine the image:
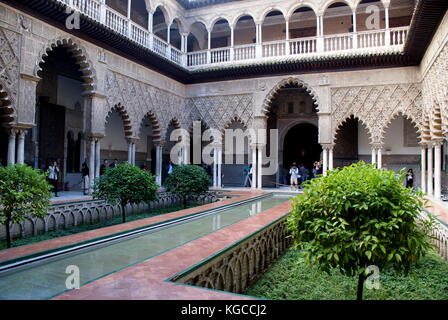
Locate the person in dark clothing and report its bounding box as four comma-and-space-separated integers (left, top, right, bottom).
100, 160, 108, 175
82, 162, 90, 195
406, 168, 414, 188
109, 159, 118, 168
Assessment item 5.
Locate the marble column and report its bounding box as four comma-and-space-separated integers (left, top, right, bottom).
257, 145, 262, 190
89, 137, 95, 191
251, 145, 257, 189
217, 146, 222, 188
434, 142, 442, 199
322, 147, 328, 176
328, 146, 334, 171
16, 130, 27, 165
427, 145, 433, 196
95, 138, 101, 178
155, 143, 163, 186
7, 129, 17, 165
213, 147, 217, 188
377, 147, 382, 170
420, 146, 426, 193
371, 147, 377, 167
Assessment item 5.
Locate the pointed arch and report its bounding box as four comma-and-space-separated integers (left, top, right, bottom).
262, 78, 319, 115
105, 103, 133, 137
34, 37, 97, 94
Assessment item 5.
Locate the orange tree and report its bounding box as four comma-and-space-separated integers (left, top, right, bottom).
0, 164, 52, 248
286, 162, 435, 300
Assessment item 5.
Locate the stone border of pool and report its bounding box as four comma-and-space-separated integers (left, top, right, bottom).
52, 195, 293, 300
0, 190, 266, 264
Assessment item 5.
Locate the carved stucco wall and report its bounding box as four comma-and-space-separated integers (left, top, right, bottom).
331, 83, 423, 145
0, 26, 20, 123
422, 41, 448, 141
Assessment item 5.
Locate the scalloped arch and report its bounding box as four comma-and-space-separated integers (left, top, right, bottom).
379, 111, 423, 144
105, 104, 133, 137
0, 83, 15, 124
34, 37, 97, 94
262, 78, 319, 115
332, 114, 373, 144
138, 111, 162, 142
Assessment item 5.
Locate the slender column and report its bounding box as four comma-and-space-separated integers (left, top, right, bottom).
7, 129, 16, 165
371, 147, 376, 167
255, 23, 262, 58
16, 130, 26, 165
316, 15, 320, 36
328, 146, 334, 171
322, 147, 328, 176
377, 147, 382, 170
427, 145, 433, 196
132, 142, 136, 165
434, 142, 442, 199
251, 145, 257, 189
257, 145, 262, 190
385, 7, 390, 45
167, 23, 171, 45
89, 138, 95, 191
421, 146, 427, 193
352, 11, 358, 48
213, 147, 217, 187
95, 139, 101, 178
217, 147, 222, 188
127, 139, 133, 164
148, 10, 153, 32
285, 20, 290, 55
207, 30, 212, 64
155, 143, 163, 185
320, 16, 324, 36
230, 26, 235, 61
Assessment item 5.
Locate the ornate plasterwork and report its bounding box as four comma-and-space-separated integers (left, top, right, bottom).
422, 41, 448, 139
331, 83, 423, 144
102, 70, 184, 140
183, 94, 253, 133
262, 77, 319, 115
0, 27, 20, 123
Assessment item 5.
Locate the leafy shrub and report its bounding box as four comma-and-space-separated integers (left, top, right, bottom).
0, 164, 52, 248
164, 165, 211, 208
93, 163, 158, 223
286, 162, 435, 300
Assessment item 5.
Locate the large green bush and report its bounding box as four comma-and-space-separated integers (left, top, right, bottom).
93, 163, 158, 223
164, 164, 211, 208
286, 162, 435, 300
0, 164, 52, 248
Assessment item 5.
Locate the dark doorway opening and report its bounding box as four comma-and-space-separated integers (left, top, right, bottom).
283, 123, 322, 172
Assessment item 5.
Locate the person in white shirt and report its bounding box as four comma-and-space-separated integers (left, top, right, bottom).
48, 161, 60, 197
289, 162, 300, 191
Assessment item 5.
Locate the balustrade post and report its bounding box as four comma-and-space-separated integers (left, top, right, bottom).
99, 0, 106, 24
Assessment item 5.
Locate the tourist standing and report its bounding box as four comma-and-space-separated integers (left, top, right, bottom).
167, 161, 174, 175
406, 168, 414, 188
82, 162, 90, 195
289, 162, 299, 191
244, 164, 252, 187
109, 159, 118, 168
100, 160, 108, 175
48, 161, 59, 197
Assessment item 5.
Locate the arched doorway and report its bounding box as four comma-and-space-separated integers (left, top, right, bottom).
264, 80, 319, 187
283, 123, 321, 173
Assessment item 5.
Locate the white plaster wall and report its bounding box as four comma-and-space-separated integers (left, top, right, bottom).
102, 112, 128, 152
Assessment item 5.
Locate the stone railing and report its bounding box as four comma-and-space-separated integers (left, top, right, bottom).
421, 210, 448, 262
1, 191, 221, 241
171, 216, 291, 294
57, 0, 409, 70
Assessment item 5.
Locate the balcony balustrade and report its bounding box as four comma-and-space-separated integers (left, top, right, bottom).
60, 0, 410, 69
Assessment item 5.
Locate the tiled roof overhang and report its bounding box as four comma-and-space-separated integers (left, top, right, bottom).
1, 0, 447, 84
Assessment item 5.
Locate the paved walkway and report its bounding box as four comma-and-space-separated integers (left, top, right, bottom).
425, 197, 448, 225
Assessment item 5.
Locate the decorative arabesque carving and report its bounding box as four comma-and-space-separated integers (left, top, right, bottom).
0, 27, 20, 122
331, 83, 423, 144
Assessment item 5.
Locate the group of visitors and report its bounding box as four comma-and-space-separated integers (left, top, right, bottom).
288, 162, 322, 191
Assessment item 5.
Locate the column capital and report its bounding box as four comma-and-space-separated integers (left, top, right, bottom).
320, 143, 334, 150
371, 143, 384, 150
126, 137, 139, 144
431, 139, 444, 147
